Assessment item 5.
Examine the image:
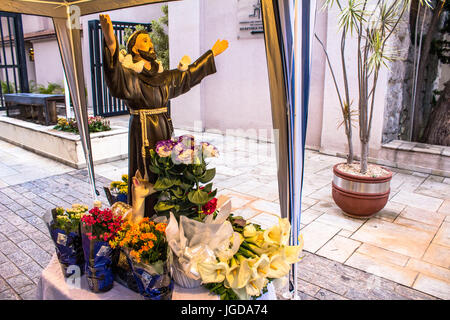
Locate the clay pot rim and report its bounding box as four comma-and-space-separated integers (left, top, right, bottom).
333, 163, 393, 183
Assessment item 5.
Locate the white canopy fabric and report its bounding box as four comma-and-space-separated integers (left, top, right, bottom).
0, 1, 173, 18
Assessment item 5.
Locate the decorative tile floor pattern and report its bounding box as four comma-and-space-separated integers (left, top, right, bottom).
0, 127, 449, 300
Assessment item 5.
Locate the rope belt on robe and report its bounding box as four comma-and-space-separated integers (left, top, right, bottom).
129, 107, 169, 180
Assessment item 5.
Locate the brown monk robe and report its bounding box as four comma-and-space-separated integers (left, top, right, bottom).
102, 38, 217, 218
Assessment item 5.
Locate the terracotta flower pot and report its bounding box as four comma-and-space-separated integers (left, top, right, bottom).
332, 163, 392, 218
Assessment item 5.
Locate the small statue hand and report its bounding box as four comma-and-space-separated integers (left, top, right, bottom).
212, 39, 229, 57
99, 14, 116, 54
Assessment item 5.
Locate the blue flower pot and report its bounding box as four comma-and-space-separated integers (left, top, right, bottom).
49, 227, 84, 278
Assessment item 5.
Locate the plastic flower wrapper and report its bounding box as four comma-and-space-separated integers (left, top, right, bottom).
165, 200, 241, 288
110, 216, 173, 300
44, 204, 88, 278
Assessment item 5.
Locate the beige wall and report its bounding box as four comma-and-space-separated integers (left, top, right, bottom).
306, 3, 327, 150
168, 0, 273, 140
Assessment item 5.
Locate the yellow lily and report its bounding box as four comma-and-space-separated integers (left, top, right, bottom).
245, 230, 266, 248
225, 257, 252, 289
245, 276, 268, 297
243, 224, 257, 238
197, 261, 229, 284
267, 253, 290, 278
283, 234, 304, 264
263, 218, 291, 247
247, 254, 270, 279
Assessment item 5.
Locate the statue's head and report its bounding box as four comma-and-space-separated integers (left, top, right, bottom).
127, 30, 157, 64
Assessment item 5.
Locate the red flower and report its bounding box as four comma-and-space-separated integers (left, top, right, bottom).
202, 198, 217, 215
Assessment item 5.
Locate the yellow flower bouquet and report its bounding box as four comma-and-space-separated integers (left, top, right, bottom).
110, 218, 174, 300
199, 214, 304, 300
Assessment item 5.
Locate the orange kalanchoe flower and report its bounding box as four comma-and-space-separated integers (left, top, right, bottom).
109, 218, 168, 265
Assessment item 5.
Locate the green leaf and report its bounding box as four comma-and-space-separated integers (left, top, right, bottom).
171, 187, 184, 199
198, 168, 216, 183
184, 169, 197, 182
202, 182, 213, 193
154, 201, 175, 212
188, 189, 209, 206
148, 165, 161, 174
207, 189, 217, 201
153, 177, 175, 190
193, 165, 205, 177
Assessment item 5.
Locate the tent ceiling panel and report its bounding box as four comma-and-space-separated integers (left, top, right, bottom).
0, 0, 177, 18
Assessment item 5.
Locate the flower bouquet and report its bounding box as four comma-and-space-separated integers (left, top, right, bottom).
200, 213, 303, 300
44, 204, 88, 278
149, 135, 219, 220
109, 174, 128, 204
166, 198, 303, 300
110, 218, 174, 300
80, 205, 124, 293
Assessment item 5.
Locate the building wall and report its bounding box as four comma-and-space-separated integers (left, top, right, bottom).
168, 0, 273, 140
32, 39, 64, 86
306, 3, 327, 150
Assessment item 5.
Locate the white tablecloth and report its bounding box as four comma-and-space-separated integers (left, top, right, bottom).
36, 254, 276, 300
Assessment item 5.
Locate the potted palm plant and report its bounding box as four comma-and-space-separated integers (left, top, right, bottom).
316, 0, 431, 217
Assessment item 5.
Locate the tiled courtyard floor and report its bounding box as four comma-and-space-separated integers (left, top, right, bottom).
0, 127, 449, 300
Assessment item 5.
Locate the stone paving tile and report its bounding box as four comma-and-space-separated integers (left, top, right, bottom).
316, 207, 367, 232
301, 220, 341, 253
0, 262, 22, 279
297, 251, 436, 300
19, 285, 37, 300
412, 274, 450, 300
415, 178, 450, 199
398, 206, 446, 227
0, 252, 7, 265
315, 288, 349, 300
215, 189, 256, 209
422, 243, 450, 269
351, 219, 435, 259
316, 235, 361, 263
0, 288, 20, 300
433, 222, 450, 247
438, 200, 450, 215
7, 250, 33, 267
355, 243, 410, 267
296, 278, 321, 297
19, 261, 43, 283
373, 201, 405, 222
0, 240, 21, 256
299, 208, 323, 225
406, 259, 450, 282
393, 217, 440, 234
5, 274, 34, 294
248, 199, 280, 216
6, 230, 29, 243
391, 190, 443, 212
345, 252, 418, 287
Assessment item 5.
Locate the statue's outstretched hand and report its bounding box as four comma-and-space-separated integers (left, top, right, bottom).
212, 39, 229, 57
99, 14, 116, 55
